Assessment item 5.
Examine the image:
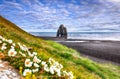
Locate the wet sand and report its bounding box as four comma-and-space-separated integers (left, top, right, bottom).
60, 40, 120, 64
38, 36, 120, 64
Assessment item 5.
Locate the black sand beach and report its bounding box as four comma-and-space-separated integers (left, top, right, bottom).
60, 40, 120, 64
39, 36, 120, 65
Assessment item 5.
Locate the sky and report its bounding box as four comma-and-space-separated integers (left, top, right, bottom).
0, 0, 120, 32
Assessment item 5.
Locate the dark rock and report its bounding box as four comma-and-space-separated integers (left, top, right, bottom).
56, 24, 67, 39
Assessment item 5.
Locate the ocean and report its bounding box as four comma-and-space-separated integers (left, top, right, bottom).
30, 32, 120, 41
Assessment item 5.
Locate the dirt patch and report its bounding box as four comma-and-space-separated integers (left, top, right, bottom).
0, 60, 20, 79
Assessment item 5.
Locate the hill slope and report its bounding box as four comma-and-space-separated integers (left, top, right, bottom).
0, 15, 120, 79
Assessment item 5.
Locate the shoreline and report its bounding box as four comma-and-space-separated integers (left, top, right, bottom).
37, 36, 120, 42
38, 36, 120, 65
60, 39, 120, 65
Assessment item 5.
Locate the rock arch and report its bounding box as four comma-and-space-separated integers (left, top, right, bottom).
56, 24, 67, 39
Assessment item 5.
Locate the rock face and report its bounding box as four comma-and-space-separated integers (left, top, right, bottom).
56, 24, 67, 39
0, 60, 20, 79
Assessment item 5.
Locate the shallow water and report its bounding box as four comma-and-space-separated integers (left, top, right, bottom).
30, 32, 120, 41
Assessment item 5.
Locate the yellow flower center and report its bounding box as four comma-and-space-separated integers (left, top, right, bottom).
10, 52, 14, 55
26, 61, 30, 65
0, 53, 4, 58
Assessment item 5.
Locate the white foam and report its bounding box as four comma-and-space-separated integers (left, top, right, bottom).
68, 37, 120, 41
56, 41, 87, 43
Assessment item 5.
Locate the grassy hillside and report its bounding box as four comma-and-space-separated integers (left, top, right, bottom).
0, 15, 120, 79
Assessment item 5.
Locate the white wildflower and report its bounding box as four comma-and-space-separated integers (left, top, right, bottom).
32, 52, 37, 56
0, 36, 5, 41
50, 66, 55, 74
55, 63, 63, 70
11, 46, 14, 49
59, 64, 63, 69
56, 69, 61, 77
19, 51, 26, 57
28, 52, 37, 57
63, 71, 74, 79
23, 44, 28, 51
23, 69, 32, 76
0, 36, 3, 39
53, 62, 59, 67
12, 43, 16, 46
1, 43, 7, 50
33, 56, 41, 63
63, 71, 68, 76
68, 71, 74, 79
18, 42, 28, 51
28, 51, 34, 57
34, 63, 39, 67
41, 61, 46, 66
8, 48, 17, 57
32, 68, 39, 73
48, 58, 55, 64
0, 40, 2, 43
54, 66, 61, 76
44, 64, 49, 72
0, 36, 6, 41
25, 59, 33, 67
7, 39, 13, 44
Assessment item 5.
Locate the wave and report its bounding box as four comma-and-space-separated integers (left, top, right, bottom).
30, 32, 120, 41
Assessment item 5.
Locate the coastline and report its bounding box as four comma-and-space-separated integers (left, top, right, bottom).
38, 36, 120, 65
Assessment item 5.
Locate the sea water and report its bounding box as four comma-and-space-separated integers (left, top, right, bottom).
30, 32, 120, 41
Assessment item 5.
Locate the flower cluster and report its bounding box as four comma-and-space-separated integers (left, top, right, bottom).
0, 35, 74, 79
8, 47, 17, 57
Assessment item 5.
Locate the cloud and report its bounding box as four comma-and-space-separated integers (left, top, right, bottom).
108, 0, 120, 2
2, 1, 23, 10
0, 0, 120, 32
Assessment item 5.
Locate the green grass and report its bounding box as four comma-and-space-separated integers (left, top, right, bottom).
0, 15, 120, 79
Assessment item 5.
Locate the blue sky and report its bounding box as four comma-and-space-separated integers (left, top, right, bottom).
0, 0, 120, 32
